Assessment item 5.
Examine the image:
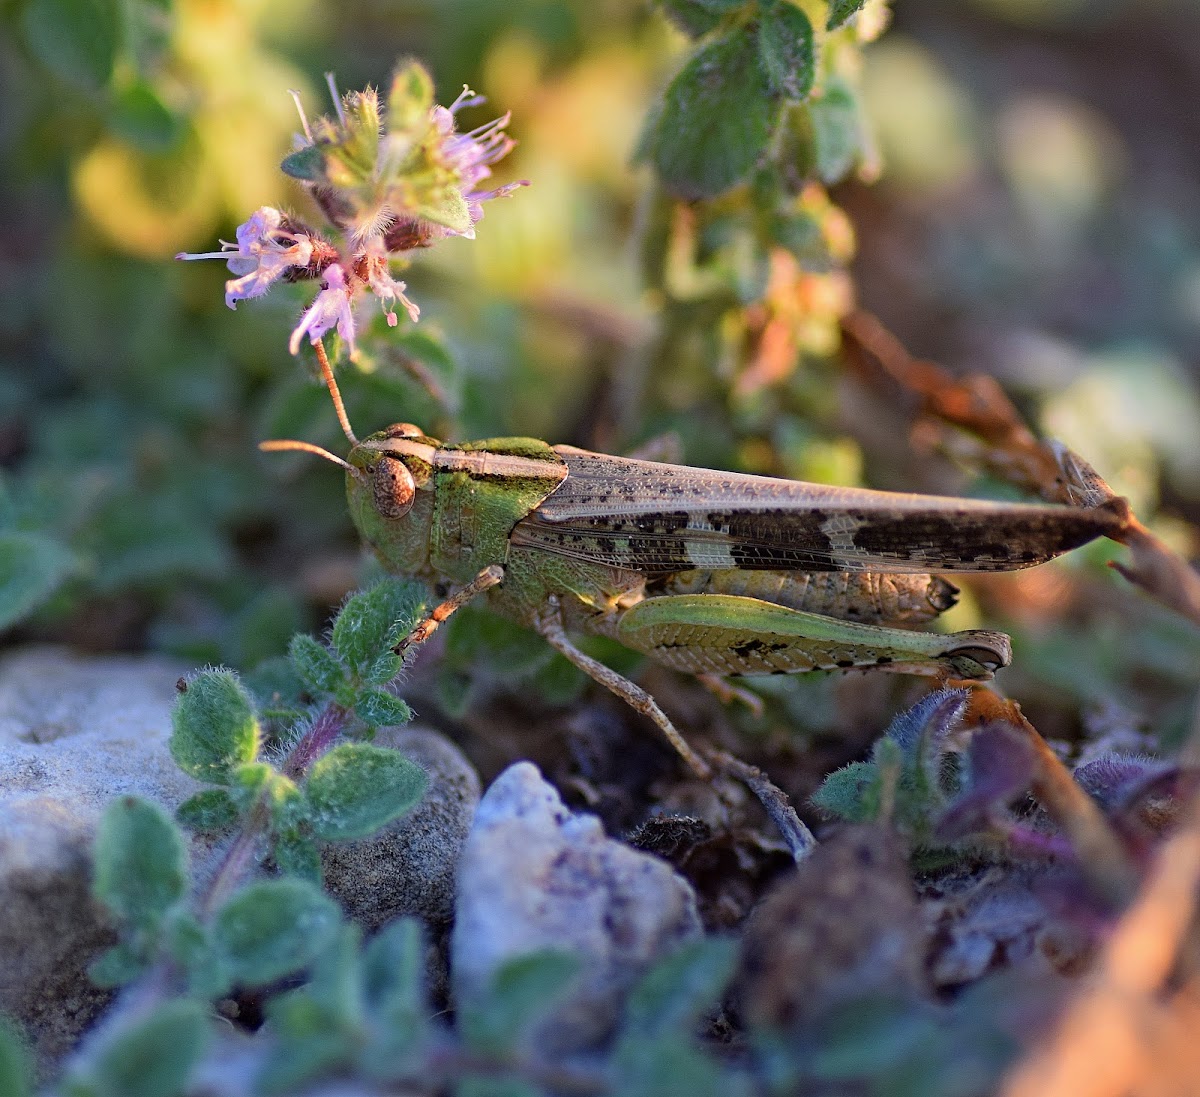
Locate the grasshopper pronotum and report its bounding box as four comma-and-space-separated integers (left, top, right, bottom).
266, 353, 1125, 778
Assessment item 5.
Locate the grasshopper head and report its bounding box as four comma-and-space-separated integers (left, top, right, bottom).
259, 345, 441, 577
345, 423, 443, 575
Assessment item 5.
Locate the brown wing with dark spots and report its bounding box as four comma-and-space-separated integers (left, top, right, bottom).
508, 447, 1125, 575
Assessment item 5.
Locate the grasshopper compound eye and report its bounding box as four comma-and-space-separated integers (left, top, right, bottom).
373, 456, 416, 518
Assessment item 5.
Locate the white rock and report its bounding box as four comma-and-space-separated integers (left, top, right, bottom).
451, 761, 701, 1052
0, 646, 199, 1072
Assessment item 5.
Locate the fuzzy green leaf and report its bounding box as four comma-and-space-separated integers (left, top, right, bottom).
758, 0, 815, 101
266, 772, 309, 832
808, 76, 863, 183
331, 580, 424, 677
280, 145, 326, 182
827, 0, 866, 30
176, 789, 239, 835
363, 916, 425, 1017
648, 32, 779, 199
656, 0, 743, 38
812, 759, 877, 822
612, 1033, 735, 1097
257, 926, 363, 1095
93, 797, 187, 929
304, 742, 427, 841
170, 670, 261, 785
0, 530, 77, 632
161, 911, 227, 998
244, 655, 307, 717
289, 633, 345, 694
213, 879, 340, 987
412, 187, 475, 235
272, 830, 322, 882
459, 950, 581, 1056
82, 999, 210, 1097
622, 937, 738, 1037
258, 991, 354, 1096
354, 687, 413, 728
360, 918, 430, 1076
0, 1017, 31, 1097
87, 941, 148, 988
20, 0, 120, 92
306, 923, 365, 1022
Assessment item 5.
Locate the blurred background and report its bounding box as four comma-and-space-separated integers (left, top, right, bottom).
1, 0, 1198, 777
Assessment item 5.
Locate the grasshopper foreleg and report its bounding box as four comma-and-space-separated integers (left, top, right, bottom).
395, 564, 506, 654
535, 595, 713, 779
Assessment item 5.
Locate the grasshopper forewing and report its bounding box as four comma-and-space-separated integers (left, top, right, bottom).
266, 369, 1127, 778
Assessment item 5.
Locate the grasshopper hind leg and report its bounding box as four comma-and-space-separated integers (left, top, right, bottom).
615, 593, 1012, 682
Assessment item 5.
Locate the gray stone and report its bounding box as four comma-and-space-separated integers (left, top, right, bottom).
0, 646, 200, 1074
321, 726, 481, 930
451, 762, 701, 1053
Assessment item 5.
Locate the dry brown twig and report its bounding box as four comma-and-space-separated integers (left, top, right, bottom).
840, 309, 1200, 629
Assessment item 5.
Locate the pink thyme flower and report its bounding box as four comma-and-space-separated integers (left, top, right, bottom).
429, 87, 527, 240
177, 67, 525, 359
364, 238, 420, 327
288, 263, 356, 356
176, 207, 316, 310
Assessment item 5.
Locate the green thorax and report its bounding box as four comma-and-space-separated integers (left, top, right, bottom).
430, 438, 567, 582
347, 431, 566, 584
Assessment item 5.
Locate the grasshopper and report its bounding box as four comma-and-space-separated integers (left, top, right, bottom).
266, 357, 1125, 778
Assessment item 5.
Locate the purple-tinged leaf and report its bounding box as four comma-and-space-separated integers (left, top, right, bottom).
884, 687, 970, 758
1072, 752, 1169, 808
937, 722, 1036, 841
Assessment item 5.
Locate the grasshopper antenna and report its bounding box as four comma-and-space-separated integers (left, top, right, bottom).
314, 339, 358, 446
259, 439, 364, 480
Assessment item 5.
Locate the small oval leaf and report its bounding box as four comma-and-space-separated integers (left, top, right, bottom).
289, 633, 345, 695
281, 144, 327, 182
93, 796, 188, 928
758, 0, 815, 101
305, 742, 427, 841
0, 530, 76, 632
170, 670, 261, 785
649, 33, 779, 200
331, 580, 424, 676
83, 999, 210, 1097
827, 0, 867, 30
656, 0, 742, 39
354, 687, 412, 728
20, 0, 121, 92
214, 879, 340, 986
176, 788, 239, 835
